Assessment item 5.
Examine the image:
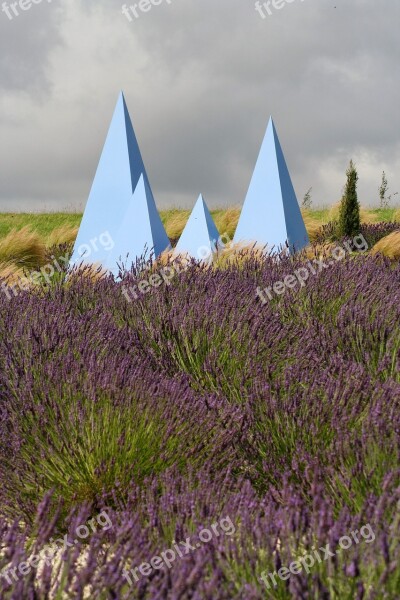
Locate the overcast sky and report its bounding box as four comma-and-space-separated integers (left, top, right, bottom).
0, 0, 399, 212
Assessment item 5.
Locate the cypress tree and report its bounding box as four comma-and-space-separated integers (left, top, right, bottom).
338, 160, 361, 238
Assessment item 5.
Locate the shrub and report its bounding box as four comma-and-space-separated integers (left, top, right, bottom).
1, 251, 399, 596
338, 160, 361, 238
314, 220, 339, 244
0, 473, 399, 598
1, 365, 238, 522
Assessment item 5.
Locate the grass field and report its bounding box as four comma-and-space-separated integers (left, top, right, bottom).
0, 207, 398, 239
0, 208, 400, 239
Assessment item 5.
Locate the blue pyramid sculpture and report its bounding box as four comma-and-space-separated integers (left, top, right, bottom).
176, 194, 220, 261
104, 173, 170, 275
234, 117, 309, 253
69, 91, 168, 271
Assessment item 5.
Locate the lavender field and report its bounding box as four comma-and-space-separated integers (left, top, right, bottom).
0, 243, 399, 599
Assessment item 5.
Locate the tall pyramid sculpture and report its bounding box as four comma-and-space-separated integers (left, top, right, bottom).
234, 117, 309, 253
175, 194, 220, 261
104, 174, 170, 274
69, 91, 169, 272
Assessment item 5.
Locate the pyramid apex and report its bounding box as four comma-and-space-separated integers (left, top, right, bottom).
176, 195, 220, 261
69, 92, 153, 271
117, 91, 128, 111
233, 117, 309, 253
104, 169, 170, 275
267, 116, 277, 132
115, 90, 124, 104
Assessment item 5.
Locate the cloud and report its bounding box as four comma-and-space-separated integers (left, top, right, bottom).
0, 0, 63, 93
0, 0, 399, 211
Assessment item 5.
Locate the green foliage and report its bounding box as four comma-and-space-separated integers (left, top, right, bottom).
0, 213, 82, 240
338, 160, 361, 238
3, 389, 215, 518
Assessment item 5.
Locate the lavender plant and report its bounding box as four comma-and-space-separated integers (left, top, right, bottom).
0, 250, 399, 598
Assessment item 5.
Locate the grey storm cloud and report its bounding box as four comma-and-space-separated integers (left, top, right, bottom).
0, 0, 63, 92
0, 0, 399, 211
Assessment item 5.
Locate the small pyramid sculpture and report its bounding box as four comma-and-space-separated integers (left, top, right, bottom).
175, 194, 220, 261
104, 174, 170, 275
234, 117, 309, 253
70, 91, 168, 271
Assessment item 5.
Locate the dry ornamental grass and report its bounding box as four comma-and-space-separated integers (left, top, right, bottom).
45, 225, 79, 248
371, 230, 400, 260
0, 226, 46, 270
